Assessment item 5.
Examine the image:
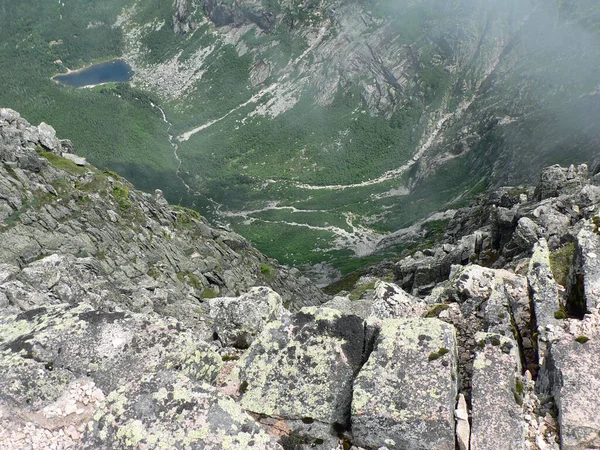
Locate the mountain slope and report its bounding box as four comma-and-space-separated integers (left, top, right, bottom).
0, 108, 327, 330
1, 0, 600, 275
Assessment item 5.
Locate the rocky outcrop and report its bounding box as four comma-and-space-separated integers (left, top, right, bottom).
233, 307, 367, 448
0, 108, 327, 330
538, 310, 600, 450
0, 303, 281, 449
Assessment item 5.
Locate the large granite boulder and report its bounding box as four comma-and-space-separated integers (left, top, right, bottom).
0, 303, 282, 449
352, 318, 458, 450
234, 307, 368, 447
527, 239, 562, 359
470, 333, 525, 450
208, 286, 289, 348
541, 328, 600, 449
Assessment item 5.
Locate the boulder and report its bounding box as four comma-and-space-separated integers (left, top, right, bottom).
208, 286, 289, 348
37, 122, 59, 151
234, 307, 368, 447
352, 318, 458, 450
527, 239, 562, 357
61, 152, 86, 166
541, 331, 600, 449
535, 164, 588, 200
369, 280, 426, 319
0, 303, 222, 410
84, 372, 282, 449
0, 303, 280, 448
470, 333, 525, 450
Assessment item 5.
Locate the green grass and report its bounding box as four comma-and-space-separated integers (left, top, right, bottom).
37, 150, 88, 175
550, 242, 576, 287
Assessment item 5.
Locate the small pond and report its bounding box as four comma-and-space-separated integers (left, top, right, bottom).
53, 59, 133, 88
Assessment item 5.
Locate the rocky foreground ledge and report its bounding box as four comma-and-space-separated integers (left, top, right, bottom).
1, 108, 600, 449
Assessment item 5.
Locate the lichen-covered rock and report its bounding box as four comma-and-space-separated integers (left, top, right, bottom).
527, 239, 562, 357
208, 286, 289, 348
0, 303, 222, 411
541, 331, 600, 449
369, 280, 426, 319
234, 307, 368, 446
85, 371, 282, 450
470, 333, 525, 450
352, 318, 458, 450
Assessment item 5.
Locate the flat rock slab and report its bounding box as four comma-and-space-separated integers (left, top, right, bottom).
470, 333, 525, 450
236, 307, 367, 426
545, 332, 600, 449
61, 152, 86, 166
352, 318, 458, 450
0, 303, 222, 410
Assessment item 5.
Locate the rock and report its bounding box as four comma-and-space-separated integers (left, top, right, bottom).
569, 218, 600, 314
235, 307, 368, 446
0, 108, 21, 124
352, 318, 458, 450
455, 393, 470, 450
527, 239, 562, 356
322, 295, 373, 319
535, 164, 588, 200
208, 286, 289, 348
540, 331, 600, 449
506, 217, 540, 254
0, 303, 222, 411
85, 371, 282, 449
61, 153, 86, 166
369, 280, 426, 319
470, 333, 525, 450
37, 122, 59, 151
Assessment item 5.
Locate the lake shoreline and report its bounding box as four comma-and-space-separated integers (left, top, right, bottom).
52, 58, 133, 88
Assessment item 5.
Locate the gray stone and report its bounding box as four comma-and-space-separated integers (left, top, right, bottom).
527, 239, 562, 355
352, 318, 458, 450
455, 393, 470, 450
235, 307, 367, 442
84, 371, 282, 449
37, 122, 59, 150
61, 152, 86, 166
470, 333, 524, 450
570, 218, 600, 313
541, 332, 600, 449
369, 280, 426, 319
208, 286, 289, 348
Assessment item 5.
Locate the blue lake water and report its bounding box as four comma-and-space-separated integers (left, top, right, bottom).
53, 59, 133, 88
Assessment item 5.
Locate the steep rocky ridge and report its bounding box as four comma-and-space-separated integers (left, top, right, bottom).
0, 108, 327, 326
